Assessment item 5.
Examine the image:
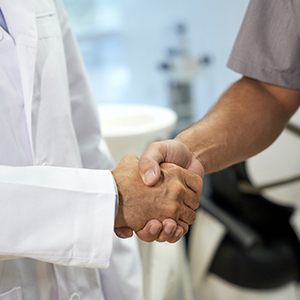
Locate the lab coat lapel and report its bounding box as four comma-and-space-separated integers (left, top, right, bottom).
1, 1, 37, 157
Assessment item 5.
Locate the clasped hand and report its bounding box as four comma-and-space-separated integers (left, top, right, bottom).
113, 141, 203, 243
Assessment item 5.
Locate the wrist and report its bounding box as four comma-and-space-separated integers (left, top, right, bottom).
175, 134, 206, 177
111, 170, 126, 228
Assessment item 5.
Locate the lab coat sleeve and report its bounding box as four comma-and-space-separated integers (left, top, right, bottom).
0, 1, 118, 267
0, 165, 116, 268
54, 0, 115, 171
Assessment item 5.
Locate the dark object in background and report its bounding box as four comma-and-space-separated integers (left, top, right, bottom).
206, 162, 300, 290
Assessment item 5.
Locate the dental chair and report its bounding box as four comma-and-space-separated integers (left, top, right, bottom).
190, 161, 300, 300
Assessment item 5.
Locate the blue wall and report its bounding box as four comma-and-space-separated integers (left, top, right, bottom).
64, 0, 249, 119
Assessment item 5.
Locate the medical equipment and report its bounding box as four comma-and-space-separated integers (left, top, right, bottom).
159, 23, 210, 133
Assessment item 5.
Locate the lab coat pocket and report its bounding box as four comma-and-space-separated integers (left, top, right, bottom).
36, 11, 60, 39
0, 287, 23, 300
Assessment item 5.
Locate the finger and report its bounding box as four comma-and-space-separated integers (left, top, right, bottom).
136, 220, 163, 242
177, 220, 189, 236
157, 220, 189, 243
180, 184, 201, 211
115, 227, 134, 239
180, 205, 196, 225
167, 220, 189, 243
156, 219, 178, 242
181, 168, 203, 194
187, 156, 205, 177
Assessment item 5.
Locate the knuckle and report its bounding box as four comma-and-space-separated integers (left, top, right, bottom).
138, 157, 153, 171
166, 203, 180, 219
195, 177, 203, 193
190, 211, 196, 224
139, 156, 151, 164
188, 200, 199, 211
148, 141, 164, 154
178, 222, 189, 234
170, 182, 185, 196
183, 209, 196, 225
191, 195, 200, 209
194, 200, 200, 210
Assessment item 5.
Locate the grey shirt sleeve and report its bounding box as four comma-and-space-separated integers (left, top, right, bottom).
228, 0, 300, 89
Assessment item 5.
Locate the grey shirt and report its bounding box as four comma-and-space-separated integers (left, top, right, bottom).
228, 0, 300, 89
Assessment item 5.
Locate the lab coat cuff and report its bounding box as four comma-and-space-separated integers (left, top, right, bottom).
112, 174, 119, 217
0, 166, 117, 269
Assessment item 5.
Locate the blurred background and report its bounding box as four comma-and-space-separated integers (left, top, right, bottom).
63, 0, 247, 119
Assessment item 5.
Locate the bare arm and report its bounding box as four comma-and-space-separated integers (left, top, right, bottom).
177, 77, 300, 174
136, 77, 300, 243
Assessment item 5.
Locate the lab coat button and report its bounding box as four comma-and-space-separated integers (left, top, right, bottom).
69, 293, 80, 300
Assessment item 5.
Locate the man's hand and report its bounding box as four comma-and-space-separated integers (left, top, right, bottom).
112, 155, 201, 236
138, 139, 204, 185
136, 140, 204, 242
117, 78, 300, 242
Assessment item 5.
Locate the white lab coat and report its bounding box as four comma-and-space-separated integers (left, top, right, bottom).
0, 0, 143, 299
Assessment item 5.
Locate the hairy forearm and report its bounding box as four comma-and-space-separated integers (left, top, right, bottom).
177, 77, 300, 174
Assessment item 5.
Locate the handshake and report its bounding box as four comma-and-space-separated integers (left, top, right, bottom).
112, 139, 204, 243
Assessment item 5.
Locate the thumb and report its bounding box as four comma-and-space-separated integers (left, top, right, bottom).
138, 156, 161, 186
139, 140, 203, 185
139, 142, 167, 186
188, 156, 205, 178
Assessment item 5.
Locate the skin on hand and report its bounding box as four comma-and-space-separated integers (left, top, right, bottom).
112, 155, 201, 235
117, 140, 204, 243
139, 139, 204, 186
117, 140, 204, 242
135, 140, 204, 243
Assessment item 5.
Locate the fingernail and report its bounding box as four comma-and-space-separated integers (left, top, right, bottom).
143, 169, 156, 185
164, 224, 173, 235
150, 224, 160, 235
115, 232, 129, 239
175, 228, 183, 238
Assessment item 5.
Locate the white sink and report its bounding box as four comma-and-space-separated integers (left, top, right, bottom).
98, 104, 177, 162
